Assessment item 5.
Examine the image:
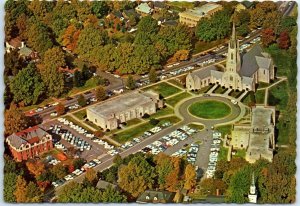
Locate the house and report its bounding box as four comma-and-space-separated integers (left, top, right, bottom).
5, 37, 22, 53
235, 1, 254, 12
86, 90, 163, 131
179, 3, 223, 27
6, 126, 53, 162
135, 2, 153, 16
149, 1, 167, 13
186, 24, 275, 92
231, 105, 276, 163
19, 46, 39, 61
136, 190, 175, 203
96, 180, 118, 190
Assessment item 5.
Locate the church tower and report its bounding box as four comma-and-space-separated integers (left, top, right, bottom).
221, 23, 242, 90
225, 23, 241, 73
248, 173, 257, 203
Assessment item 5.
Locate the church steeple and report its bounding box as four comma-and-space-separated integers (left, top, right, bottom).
225, 23, 241, 73
248, 172, 257, 203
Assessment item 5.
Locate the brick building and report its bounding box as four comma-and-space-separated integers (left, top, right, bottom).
6, 126, 53, 162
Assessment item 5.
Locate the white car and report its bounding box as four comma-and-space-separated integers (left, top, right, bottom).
231, 99, 238, 105
50, 112, 58, 117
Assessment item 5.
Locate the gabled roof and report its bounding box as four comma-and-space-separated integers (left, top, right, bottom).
8, 37, 22, 48
189, 65, 217, 80
19, 46, 33, 57
96, 180, 118, 190
255, 56, 271, 69
136, 3, 152, 14
242, 1, 254, 8
137, 190, 175, 203
153, 1, 165, 9
7, 126, 50, 149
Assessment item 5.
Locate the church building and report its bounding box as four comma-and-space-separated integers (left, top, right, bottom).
186, 24, 275, 92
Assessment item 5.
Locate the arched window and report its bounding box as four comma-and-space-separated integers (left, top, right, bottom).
231, 53, 233, 60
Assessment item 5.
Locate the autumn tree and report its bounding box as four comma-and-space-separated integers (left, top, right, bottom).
50, 163, 68, 179
155, 153, 174, 189
26, 181, 43, 202
183, 164, 196, 190
164, 157, 181, 192
149, 68, 157, 83
5, 103, 30, 136
26, 160, 46, 178
77, 94, 87, 107
118, 156, 156, 197
278, 31, 290, 49
55, 102, 65, 115
199, 178, 227, 196
14, 176, 27, 203
250, 2, 278, 29
95, 86, 107, 101
261, 28, 276, 47
85, 168, 97, 185
61, 24, 81, 52
10, 64, 45, 105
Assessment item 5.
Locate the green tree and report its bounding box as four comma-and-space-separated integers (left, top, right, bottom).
126, 75, 136, 90
95, 86, 107, 101
26, 181, 43, 202
77, 94, 87, 107
50, 163, 68, 179
73, 158, 85, 170
73, 70, 85, 87
118, 155, 156, 197
10, 64, 45, 105
4, 172, 17, 202
134, 16, 158, 45
101, 186, 127, 203
149, 68, 157, 83
155, 153, 174, 189
4, 49, 23, 76
5, 103, 30, 136
91, 1, 110, 18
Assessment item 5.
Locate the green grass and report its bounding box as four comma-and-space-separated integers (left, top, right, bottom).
143, 82, 182, 98
148, 106, 174, 119
113, 122, 155, 143
191, 85, 214, 94
213, 86, 228, 94
64, 115, 93, 132
68, 76, 100, 96
229, 90, 243, 98
84, 120, 102, 131
255, 89, 265, 104
257, 82, 270, 89
233, 149, 246, 158
157, 115, 181, 125
268, 81, 289, 111
188, 123, 204, 131
218, 144, 228, 161
165, 92, 191, 107
73, 110, 87, 120
125, 118, 143, 127
189, 100, 231, 119
216, 124, 233, 138
168, 79, 185, 88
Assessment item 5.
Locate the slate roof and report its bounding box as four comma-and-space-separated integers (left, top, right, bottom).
7, 126, 50, 149
211, 70, 223, 80
239, 44, 270, 77
190, 65, 217, 80
242, 76, 254, 85
136, 190, 175, 203
242, 1, 254, 8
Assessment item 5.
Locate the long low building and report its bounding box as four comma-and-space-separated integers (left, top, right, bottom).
87, 90, 163, 131
231, 105, 276, 163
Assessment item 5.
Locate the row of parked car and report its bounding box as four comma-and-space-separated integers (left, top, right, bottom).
121, 122, 172, 150
52, 158, 102, 188
206, 132, 222, 178
187, 144, 200, 165
141, 125, 198, 155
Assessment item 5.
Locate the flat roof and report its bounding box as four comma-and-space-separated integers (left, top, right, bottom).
181, 3, 221, 18
251, 106, 275, 128
87, 91, 155, 118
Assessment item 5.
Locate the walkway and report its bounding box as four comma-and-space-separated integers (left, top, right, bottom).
206, 84, 219, 94
224, 88, 232, 96
68, 113, 97, 132
237, 90, 248, 102
263, 77, 287, 105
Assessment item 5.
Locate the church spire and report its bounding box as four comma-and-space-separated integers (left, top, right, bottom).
232, 22, 236, 40
248, 172, 257, 203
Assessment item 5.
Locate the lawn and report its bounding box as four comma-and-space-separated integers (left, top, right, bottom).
84, 120, 102, 131
255, 89, 265, 104
268, 81, 289, 111
188, 123, 205, 131
216, 124, 233, 138
125, 118, 143, 127
73, 110, 87, 120
257, 82, 270, 89
218, 144, 228, 161
191, 85, 214, 94
64, 115, 93, 132
168, 79, 185, 89
213, 86, 228, 94
165, 92, 192, 107
229, 90, 244, 98
233, 149, 246, 158
189, 100, 231, 119
143, 82, 182, 98
113, 122, 155, 143
157, 115, 181, 125
147, 106, 174, 119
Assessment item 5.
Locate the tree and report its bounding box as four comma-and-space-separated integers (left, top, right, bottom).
126, 75, 136, 90
43, 47, 66, 70
10, 64, 45, 105
118, 156, 156, 197
261, 28, 276, 47
77, 94, 87, 107
101, 186, 127, 203
149, 68, 157, 83
95, 86, 107, 101
26, 181, 43, 202
5, 103, 30, 136
55, 103, 65, 115
73, 70, 85, 87
91, 1, 110, 18
113, 154, 122, 166
184, 164, 196, 190
14, 176, 27, 203
25, 160, 45, 178
278, 31, 290, 49
4, 172, 17, 202
4, 49, 23, 76
50, 163, 68, 179
149, 118, 159, 126
58, 182, 102, 203
61, 24, 81, 52
155, 153, 174, 189
85, 168, 97, 185
73, 158, 85, 170
164, 157, 181, 192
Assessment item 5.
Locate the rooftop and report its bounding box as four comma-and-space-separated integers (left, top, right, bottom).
136, 3, 152, 14
136, 190, 175, 203
251, 106, 275, 129
180, 3, 222, 18
87, 91, 157, 118
19, 46, 33, 56
190, 65, 217, 79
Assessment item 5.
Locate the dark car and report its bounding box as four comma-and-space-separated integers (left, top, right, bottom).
203, 94, 210, 97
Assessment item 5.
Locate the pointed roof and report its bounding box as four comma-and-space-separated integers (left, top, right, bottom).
251, 172, 255, 186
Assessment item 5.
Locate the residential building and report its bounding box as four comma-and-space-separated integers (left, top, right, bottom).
135, 2, 153, 16
86, 90, 163, 131
5, 37, 23, 53
6, 126, 53, 162
179, 3, 223, 27
231, 105, 276, 163
235, 1, 254, 12
136, 190, 175, 203
186, 24, 275, 92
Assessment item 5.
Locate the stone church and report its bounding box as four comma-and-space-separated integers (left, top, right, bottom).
186, 24, 275, 92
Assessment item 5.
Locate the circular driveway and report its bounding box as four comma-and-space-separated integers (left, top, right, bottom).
175, 95, 242, 128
